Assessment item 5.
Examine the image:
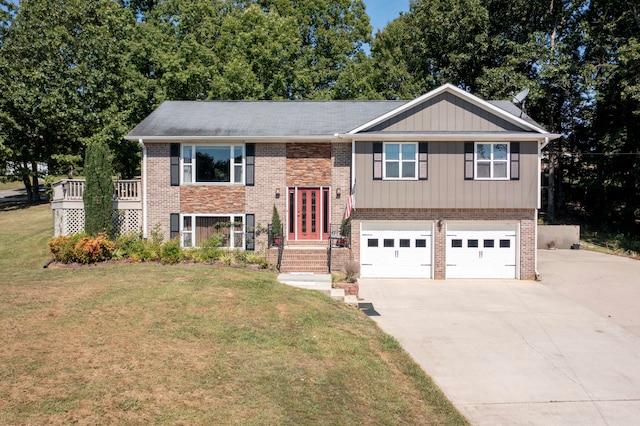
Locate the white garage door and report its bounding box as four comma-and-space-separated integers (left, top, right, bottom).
446, 223, 517, 279
360, 222, 432, 279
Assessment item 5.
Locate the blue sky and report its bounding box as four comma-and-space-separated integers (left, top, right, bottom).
364, 0, 411, 35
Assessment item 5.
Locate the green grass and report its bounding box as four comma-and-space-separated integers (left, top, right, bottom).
0, 202, 467, 425
0, 178, 26, 191
580, 229, 640, 260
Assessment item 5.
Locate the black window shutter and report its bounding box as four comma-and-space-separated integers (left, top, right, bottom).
245, 214, 255, 250
464, 142, 474, 180
245, 143, 255, 186
510, 142, 520, 180
373, 142, 383, 180
418, 142, 428, 180
170, 143, 180, 186
170, 213, 179, 239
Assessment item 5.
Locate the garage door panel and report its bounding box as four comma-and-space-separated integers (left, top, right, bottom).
446, 226, 517, 279
361, 225, 432, 279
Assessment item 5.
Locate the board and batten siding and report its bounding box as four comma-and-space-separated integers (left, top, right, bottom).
354, 141, 539, 209
367, 92, 524, 133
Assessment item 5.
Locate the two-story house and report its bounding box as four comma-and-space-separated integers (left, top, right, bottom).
125, 84, 559, 280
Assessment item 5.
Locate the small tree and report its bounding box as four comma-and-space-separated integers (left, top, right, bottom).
271, 205, 283, 237
83, 140, 114, 236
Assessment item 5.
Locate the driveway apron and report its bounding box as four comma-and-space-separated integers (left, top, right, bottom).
358, 275, 640, 425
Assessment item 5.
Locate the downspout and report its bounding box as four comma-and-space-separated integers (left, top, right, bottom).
138, 139, 148, 239
351, 138, 356, 203
351, 138, 357, 260
535, 137, 548, 280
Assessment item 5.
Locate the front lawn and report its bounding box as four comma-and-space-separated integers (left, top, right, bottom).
0, 203, 467, 425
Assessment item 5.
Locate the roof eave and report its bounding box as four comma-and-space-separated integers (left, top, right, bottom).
127, 132, 561, 143
340, 132, 561, 141
125, 134, 344, 142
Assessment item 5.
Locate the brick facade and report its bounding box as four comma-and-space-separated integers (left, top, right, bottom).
246, 143, 287, 252
352, 208, 537, 280
331, 143, 352, 235
146, 143, 180, 239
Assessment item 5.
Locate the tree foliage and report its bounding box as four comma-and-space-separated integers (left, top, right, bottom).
0, 0, 138, 200
576, 0, 640, 230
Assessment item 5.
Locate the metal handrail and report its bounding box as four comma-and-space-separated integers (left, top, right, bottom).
267, 223, 285, 271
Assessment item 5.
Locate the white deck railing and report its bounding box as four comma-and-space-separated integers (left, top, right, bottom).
52, 179, 141, 201
114, 180, 140, 201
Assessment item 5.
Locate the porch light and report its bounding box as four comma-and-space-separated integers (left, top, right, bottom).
275, 188, 280, 198
336, 188, 341, 198
437, 217, 444, 232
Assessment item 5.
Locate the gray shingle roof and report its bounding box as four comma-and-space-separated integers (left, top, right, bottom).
126, 100, 408, 138
488, 101, 541, 128
126, 95, 546, 140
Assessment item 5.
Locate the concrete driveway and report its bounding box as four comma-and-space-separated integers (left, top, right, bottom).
358, 250, 640, 425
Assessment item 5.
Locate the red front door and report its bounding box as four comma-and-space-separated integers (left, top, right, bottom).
296, 187, 320, 240
288, 187, 329, 241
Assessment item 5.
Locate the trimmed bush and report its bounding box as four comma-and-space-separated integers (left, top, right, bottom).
74, 234, 115, 263
191, 234, 225, 263
244, 252, 269, 269
112, 232, 157, 262
160, 238, 185, 264
49, 234, 85, 263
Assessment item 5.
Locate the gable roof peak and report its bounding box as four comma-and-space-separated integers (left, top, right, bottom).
348, 83, 548, 135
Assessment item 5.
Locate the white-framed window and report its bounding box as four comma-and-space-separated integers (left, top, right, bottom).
475, 142, 509, 180
182, 144, 244, 184
383, 142, 417, 180
181, 214, 245, 248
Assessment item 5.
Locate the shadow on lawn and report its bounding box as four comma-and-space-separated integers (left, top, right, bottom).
0, 198, 49, 212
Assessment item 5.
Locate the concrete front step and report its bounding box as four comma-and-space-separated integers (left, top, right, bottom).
276, 274, 357, 305
277, 273, 332, 294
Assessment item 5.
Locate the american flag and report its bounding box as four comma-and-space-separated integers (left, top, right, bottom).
344, 181, 356, 220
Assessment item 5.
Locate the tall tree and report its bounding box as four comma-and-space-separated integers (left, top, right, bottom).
133, 0, 371, 101
579, 0, 640, 231
369, 18, 420, 100
0, 0, 136, 199
83, 139, 114, 236
209, 3, 301, 99
258, 0, 372, 99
